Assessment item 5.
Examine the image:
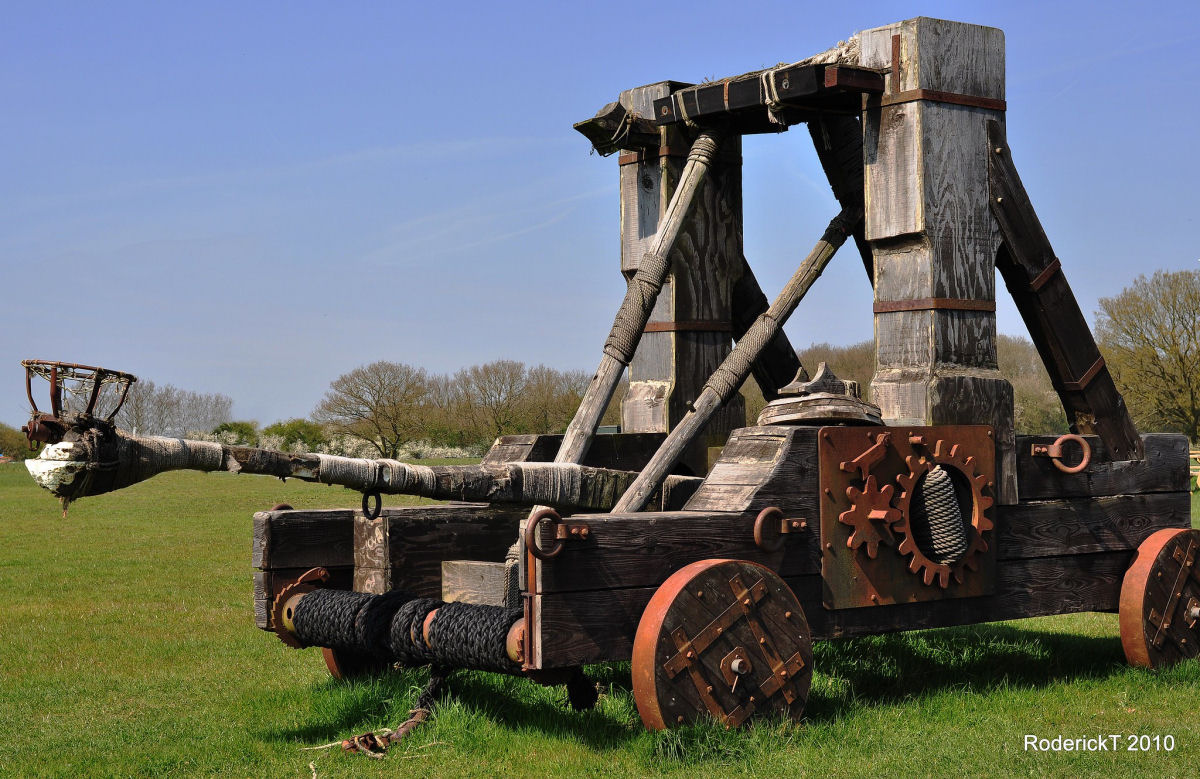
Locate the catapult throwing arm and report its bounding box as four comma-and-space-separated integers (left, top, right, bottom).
24, 426, 663, 512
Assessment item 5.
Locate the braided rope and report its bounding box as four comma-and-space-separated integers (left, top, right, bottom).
291, 589, 521, 673
910, 466, 969, 564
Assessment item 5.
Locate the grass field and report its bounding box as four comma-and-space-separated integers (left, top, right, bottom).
1, 462, 1198, 777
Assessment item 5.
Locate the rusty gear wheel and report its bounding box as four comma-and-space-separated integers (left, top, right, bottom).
839, 476, 900, 559
892, 439, 994, 588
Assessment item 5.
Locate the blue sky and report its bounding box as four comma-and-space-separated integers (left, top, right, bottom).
2, 1, 1197, 427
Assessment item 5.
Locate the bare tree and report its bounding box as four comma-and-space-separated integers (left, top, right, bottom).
313, 361, 430, 458
455, 360, 529, 442
114, 379, 232, 437
1097, 269, 1200, 441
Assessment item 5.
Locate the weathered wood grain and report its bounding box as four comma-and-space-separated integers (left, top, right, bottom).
1016, 434, 1188, 500
480, 432, 667, 471
442, 560, 509, 605
998, 492, 1189, 560
860, 18, 1016, 504
619, 81, 745, 475
535, 550, 1132, 667
538, 510, 818, 594
353, 504, 525, 599
252, 509, 355, 570
684, 426, 820, 517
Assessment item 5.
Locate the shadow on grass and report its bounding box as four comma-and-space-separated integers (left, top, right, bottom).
804, 621, 1126, 721
262, 621, 1133, 752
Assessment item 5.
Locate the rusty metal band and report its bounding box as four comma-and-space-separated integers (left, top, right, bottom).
1029, 258, 1062, 291
644, 320, 733, 333
872, 298, 996, 314
870, 89, 1007, 111
1061, 356, 1106, 392
618, 148, 742, 166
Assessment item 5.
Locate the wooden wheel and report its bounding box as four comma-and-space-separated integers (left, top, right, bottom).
1120, 528, 1200, 668
632, 559, 812, 730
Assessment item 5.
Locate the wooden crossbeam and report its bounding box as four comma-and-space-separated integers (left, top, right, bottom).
653, 64, 883, 132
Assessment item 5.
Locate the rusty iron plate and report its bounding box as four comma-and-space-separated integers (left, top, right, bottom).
632, 559, 812, 730
819, 425, 997, 609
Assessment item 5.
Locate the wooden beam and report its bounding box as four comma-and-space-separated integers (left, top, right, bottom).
353, 504, 525, 598
480, 432, 666, 470
537, 510, 818, 594
861, 18, 1017, 505
998, 491, 1189, 559
987, 120, 1143, 460
808, 114, 874, 279
730, 256, 804, 400
1016, 433, 1188, 500
534, 550, 1135, 667
652, 64, 883, 130
618, 82, 746, 476
252, 509, 355, 570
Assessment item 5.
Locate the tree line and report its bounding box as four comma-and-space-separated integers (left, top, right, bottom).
5, 270, 1195, 460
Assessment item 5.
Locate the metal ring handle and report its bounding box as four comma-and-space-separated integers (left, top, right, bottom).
1051, 433, 1091, 474
753, 506, 785, 552
525, 508, 564, 561
361, 491, 382, 520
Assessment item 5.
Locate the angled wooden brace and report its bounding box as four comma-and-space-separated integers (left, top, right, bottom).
987, 120, 1143, 460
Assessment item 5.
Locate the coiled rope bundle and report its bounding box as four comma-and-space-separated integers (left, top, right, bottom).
291, 589, 522, 673
910, 466, 970, 564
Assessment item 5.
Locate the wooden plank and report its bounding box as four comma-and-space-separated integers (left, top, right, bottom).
480, 432, 667, 471
538, 510, 818, 594
1016, 434, 1188, 500
800, 552, 1130, 640
442, 560, 509, 606
253, 566, 353, 630
651, 64, 882, 129
999, 492, 1190, 560
535, 550, 1133, 667
684, 426, 819, 516
988, 119, 1142, 460
373, 504, 525, 598
252, 509, 355, 570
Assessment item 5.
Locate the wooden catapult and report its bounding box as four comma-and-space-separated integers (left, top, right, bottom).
22, 17, 1195, 734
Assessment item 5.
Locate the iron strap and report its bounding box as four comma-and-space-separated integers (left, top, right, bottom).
644, 320, 733, 333
872, 298, 996, 314
1061, 356, 1106, 393
1029, 258, 1062, 291
870, 89, 1007, 111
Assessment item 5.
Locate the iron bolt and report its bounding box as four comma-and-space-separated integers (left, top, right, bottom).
731, 658, 749, 675
696, 591, 704, 599
784, 611, 792, 619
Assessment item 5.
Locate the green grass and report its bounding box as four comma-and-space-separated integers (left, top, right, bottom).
1, 462, 1198, 777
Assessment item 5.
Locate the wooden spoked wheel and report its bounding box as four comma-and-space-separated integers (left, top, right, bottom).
632, 559, 812, 730
1120, 528, 1200, 668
